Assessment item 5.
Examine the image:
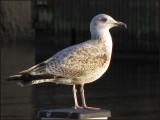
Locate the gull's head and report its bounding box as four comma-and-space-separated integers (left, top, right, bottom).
90, 14, 127, 32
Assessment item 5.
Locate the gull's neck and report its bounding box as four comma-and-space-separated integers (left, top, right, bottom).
91, 28, 113, 49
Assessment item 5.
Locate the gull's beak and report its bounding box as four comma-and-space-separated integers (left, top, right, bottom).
114, 21, 127, 29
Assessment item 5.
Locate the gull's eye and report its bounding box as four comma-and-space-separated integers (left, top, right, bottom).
101, 18, 107, 22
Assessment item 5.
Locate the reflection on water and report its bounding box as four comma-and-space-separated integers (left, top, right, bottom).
1, 43, 35, 119
1, 42, 159, 119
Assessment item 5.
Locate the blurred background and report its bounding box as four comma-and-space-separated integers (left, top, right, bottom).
1, 0, 159, 119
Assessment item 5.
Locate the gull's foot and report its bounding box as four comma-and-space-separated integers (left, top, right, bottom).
82, 106, 100, 110
74, 105, 83, 109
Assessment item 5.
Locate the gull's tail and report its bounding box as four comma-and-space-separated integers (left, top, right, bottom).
7, 61, 57, 87
7, 73, 55, 87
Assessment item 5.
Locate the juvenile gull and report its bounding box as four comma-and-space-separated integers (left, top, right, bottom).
8, 14, 127, 110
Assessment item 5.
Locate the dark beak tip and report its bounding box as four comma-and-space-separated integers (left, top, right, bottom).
114, 22, 127, 29
119, 22, 127, 29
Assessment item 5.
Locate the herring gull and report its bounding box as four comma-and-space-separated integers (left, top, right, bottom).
8, 14, 127, 110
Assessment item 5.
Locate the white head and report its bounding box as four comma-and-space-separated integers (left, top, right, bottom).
90, 14, 126, 39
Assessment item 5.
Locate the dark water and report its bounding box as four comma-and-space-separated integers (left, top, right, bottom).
1, 42, 159, 119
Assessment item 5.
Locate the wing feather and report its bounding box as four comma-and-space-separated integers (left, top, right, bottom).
42, 41, 109, 78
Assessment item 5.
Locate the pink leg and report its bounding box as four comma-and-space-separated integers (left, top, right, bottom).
73, 85, 82, 108
80, 84, 100, 110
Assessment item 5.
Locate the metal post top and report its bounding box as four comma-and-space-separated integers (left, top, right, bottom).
38, 107, 111, 119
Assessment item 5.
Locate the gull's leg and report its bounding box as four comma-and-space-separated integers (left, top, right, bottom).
73, 85, 82, 108
80, 84, 100, 110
